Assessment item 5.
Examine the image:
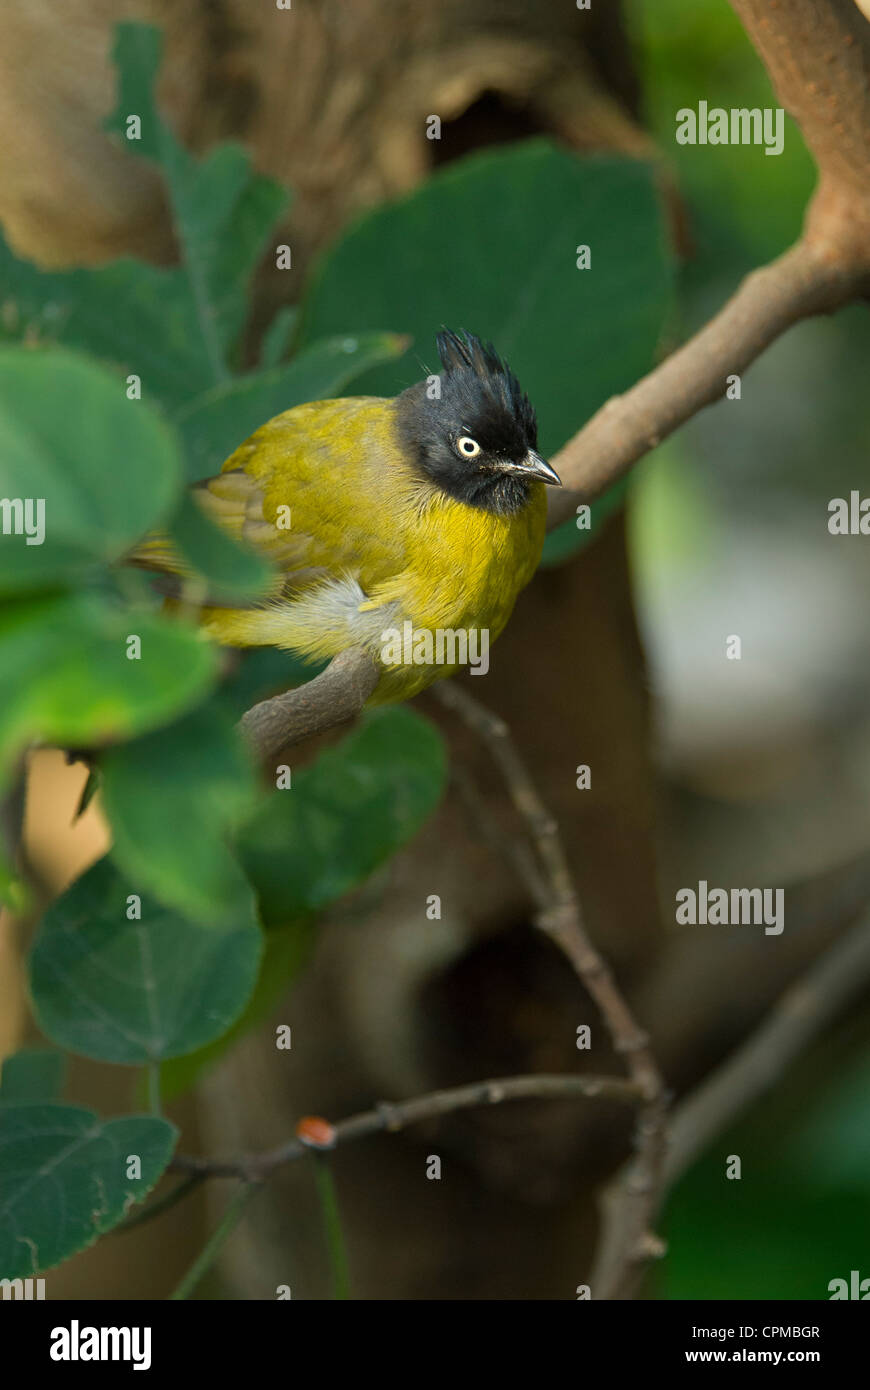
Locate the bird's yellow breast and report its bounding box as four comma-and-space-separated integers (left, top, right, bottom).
196, 397, 547, 700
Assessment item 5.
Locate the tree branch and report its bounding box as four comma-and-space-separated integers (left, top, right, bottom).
187, 2, 870, 1296
238, 647, 379, 760
235, 10, 870, 759
548, 241, 863, 523
548, 0, 870, 526
162, 911, 870, 1280
169, 1072, 642, 1182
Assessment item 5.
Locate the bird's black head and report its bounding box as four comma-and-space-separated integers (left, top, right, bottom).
395, 329, 561, 515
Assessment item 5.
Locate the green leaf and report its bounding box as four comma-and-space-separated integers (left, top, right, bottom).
173, 332, 408, 482
0, 240, 214, 412
0, 1103, 176, 1277
301, 141, 674, 559
0, 1049, 65, 1104
100, 702, 258, 924
30, 857, 262, 1063
0, 593, 217, 777
159, 921, 315, 1100
167, 491, 272, 598
239, 707, 446, 927
0, 346, 182, 594
260, 306, 299, 368
105, 24, 289, 380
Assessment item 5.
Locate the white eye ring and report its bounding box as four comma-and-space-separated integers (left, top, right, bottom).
456, 435, 481, 458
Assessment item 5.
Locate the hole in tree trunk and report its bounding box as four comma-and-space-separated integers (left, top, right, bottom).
429, 90, 550, 168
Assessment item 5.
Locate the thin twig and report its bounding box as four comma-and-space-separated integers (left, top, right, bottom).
590, 905, 870, 1297
433, 682, 663, 1095
664, 905, 870, 1191
169, 1072, 642, 1180
160, 916, 870, 1285
432, 680, 668, 1299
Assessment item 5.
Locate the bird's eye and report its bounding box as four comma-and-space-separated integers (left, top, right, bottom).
456, 435, 481, 459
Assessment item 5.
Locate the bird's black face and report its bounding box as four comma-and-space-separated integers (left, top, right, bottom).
396, 329, 562, 516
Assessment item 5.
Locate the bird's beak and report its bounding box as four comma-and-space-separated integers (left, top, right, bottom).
497, 450, 562, 486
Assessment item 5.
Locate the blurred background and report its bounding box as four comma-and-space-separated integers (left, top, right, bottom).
1, 0, 869, 1299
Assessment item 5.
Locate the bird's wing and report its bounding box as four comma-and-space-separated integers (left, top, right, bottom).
195, 467, 319, 580
213, 397, 416, 591
128, 397, 413, 604
127, 477, 317, 607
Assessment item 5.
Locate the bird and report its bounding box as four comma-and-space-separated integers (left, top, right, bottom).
134, 329, 561, 702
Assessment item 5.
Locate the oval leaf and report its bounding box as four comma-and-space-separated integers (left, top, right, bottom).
101, 702, 258, 925
239, 707, 446, 927
0, 1103, 176, 1278
0, 593, 217, 774
30, 858, 262, 1063
0, 346, 182, 593
173, 332, 408, 481
0, 1049, 65, 1105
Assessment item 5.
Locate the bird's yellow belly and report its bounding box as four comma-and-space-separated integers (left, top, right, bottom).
200, 486, 546, 703
365, 489, 546, 700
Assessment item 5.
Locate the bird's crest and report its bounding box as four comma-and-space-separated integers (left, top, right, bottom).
435, 328, 536, 443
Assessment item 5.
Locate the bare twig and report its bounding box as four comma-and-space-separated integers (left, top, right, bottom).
160, 912, 870, 1279
664, 905, 870, 1191
169, 1072, 642, 1182
434, 683, 660, 1092
590, 906, 870, 1297
238, 647, 379, 760
433, 680, 668, 1299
